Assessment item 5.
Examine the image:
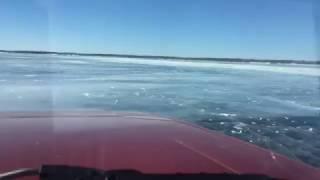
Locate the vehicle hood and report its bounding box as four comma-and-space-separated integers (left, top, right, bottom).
0, 111, 319, 180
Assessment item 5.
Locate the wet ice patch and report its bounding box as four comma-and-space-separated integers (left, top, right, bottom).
231, 130, 242, 134
61, 60, 89, 64
83, 92, 91, 97
218, 113, 237, 117
114, 99, 119, 104
233, 122, 247, 130
17, 95, 23, 99
24, 74, 37, 77
134, 92, 140, 96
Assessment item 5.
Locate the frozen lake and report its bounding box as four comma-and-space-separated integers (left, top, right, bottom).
0, 52, 319, 167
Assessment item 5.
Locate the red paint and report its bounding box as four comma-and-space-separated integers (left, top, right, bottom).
0, 111, 319, 180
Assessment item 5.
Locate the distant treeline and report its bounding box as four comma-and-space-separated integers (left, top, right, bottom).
0, 50, 319, 65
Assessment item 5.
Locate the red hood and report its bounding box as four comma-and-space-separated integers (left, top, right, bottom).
0, 111, 319, 180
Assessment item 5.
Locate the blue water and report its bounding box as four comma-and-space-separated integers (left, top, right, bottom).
0, 53, 319, 167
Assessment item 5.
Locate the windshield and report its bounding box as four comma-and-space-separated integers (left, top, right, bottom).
0, 0, 319, 179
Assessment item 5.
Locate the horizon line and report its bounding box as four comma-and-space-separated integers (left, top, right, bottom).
0, 49, 319, 65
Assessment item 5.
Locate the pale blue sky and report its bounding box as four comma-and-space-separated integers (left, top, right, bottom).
0, 0, 318, 60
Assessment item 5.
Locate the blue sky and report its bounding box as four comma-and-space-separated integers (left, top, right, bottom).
0, 0, 318, 60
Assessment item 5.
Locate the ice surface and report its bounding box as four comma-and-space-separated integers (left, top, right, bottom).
0, 53, 319, 167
